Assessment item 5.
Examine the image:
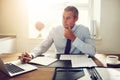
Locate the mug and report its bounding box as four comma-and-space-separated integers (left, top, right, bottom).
106, 55, 119, 64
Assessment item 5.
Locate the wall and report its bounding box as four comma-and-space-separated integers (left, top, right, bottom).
0, 0, 52, 53
0, 0, 1, 31
0, 0, 120, 54
95, 0, 120, 54
1, 0, 29, 52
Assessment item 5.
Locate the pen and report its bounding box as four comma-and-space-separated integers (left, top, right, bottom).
87, 68, 95, 80
87, 68, 98, 80
91, 68, 98, 80
92, 68, 102, 80
18, 56, 31, 60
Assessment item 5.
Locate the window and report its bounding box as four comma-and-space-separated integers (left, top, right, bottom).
28, 0, 94, 39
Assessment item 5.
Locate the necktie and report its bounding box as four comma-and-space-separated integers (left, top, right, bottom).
64, 39, 71, 54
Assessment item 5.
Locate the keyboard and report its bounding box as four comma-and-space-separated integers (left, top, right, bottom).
5, 63, 24, 73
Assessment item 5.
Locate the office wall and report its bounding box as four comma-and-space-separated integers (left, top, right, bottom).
0, 0, 120, 54
0, 0, 30, 52
95, 0, 120, 53
0, 0, 1, 31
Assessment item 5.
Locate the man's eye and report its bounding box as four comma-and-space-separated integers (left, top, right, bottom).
66, 17, 70, 19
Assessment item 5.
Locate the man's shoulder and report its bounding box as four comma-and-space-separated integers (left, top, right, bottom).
75, 24, 89, 30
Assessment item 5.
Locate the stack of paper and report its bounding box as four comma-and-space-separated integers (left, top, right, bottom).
60, 55, 97, 67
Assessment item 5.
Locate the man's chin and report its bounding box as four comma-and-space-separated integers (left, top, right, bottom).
64, 27, 68, 29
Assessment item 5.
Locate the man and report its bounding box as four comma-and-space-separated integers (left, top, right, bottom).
20, 6, 96, 63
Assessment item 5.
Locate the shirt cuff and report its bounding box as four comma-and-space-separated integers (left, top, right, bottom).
29, 52, 36, 58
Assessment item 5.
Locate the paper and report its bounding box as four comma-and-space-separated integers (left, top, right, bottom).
96, 68, 120, 80
60, 55, 97, 67
29, 57, 57, 66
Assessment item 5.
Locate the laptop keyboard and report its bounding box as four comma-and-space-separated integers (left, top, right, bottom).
5, 63, 25, 73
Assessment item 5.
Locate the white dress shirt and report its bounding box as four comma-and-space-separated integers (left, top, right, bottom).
30, 24, 96, 57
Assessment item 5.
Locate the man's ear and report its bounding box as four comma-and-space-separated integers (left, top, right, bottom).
75, 17, 78, 22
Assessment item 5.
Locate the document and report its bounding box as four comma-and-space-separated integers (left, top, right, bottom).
29, 56, 57, 66
60, 55, 97, 67
95, 68, 120, 80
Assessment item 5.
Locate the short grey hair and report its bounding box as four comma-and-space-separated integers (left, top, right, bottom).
64, 6, 79, 18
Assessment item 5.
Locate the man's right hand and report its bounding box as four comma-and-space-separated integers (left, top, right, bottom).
19, 52, 33, 63
64, 26, 76, 41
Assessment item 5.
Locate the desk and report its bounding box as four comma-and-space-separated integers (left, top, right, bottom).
95, 53, 120, 66
0, 53, 119, 80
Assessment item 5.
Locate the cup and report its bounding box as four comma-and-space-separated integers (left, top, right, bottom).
106, 55, 119, 64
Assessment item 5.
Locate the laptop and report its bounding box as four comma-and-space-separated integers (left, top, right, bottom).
0, 57, 37, 77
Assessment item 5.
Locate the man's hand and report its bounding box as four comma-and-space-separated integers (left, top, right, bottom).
19, 52, 33, 63
64, 26, 76, 41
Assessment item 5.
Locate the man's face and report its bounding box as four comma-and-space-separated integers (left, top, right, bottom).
62, 11, 78, 29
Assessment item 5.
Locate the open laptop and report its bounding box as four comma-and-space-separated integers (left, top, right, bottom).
0, 57, 37, 77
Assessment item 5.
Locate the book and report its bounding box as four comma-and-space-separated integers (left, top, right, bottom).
29, 56, 57, 66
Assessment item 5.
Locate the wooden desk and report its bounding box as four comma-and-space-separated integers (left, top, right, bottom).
94, 53, 120, 66
0, 53, 119, 80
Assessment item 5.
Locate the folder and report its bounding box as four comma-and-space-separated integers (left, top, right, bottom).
52, 67, 85, 80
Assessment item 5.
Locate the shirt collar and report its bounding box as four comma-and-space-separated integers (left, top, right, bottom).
72, 24, 77, 32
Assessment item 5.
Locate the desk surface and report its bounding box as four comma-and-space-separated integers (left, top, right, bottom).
0, 53, 120, 80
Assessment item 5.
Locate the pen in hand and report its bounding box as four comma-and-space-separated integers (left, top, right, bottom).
18, 52, 32, 63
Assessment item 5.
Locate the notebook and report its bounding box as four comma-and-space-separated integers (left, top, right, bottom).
29, 56, 57, 66
0, 57, 37, 77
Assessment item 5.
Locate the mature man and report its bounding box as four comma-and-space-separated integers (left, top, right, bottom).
20, 6, 96, 63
